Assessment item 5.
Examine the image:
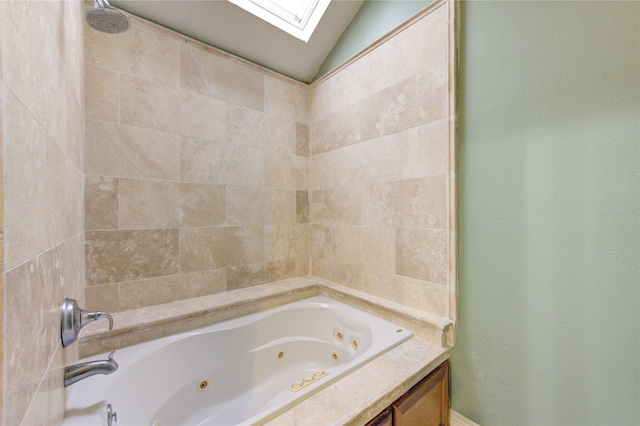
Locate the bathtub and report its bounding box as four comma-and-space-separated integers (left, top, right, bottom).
63, 295, 414, 426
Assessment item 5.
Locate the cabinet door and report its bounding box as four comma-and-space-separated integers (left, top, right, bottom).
392, 361, 448, 426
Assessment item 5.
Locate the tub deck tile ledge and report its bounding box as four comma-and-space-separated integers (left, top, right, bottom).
79, 275, 452, 358
266, 336, 451, 426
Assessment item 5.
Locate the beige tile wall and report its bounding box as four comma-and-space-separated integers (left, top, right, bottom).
84, 1, 454, 324
84, 1, 454, 322
309, 2, 454, 319
84, 19, 310, 312
1, 0, 85, 424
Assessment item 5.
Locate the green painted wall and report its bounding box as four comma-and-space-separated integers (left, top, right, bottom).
453, 1, 639, 424
313, 0, 431, 80
322, 1, 640, 424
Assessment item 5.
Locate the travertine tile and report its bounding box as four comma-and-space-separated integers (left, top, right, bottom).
362, 177, 448, 229
2, 2, 84, 425
119, 179, 225, 229
331, 226, 396, 273
400, 176, 448, 229
227, 105, 296, 154
396, 228, 448, 284
297, 257, 310, 276
85, 283, 120, 313
331, 37, 397, 111
296, 191, 309, 224
308, 77, 335, 124
33, 344, 68, 425
120, 269, 227, 310
85, 21, 180, 87
2, 0, 66, 144
85, 176, 119, 231
267, 336, 449, 425
180, 137, 266, 186
78, 0, 453, 360
398, 118, 449, 179
65, 80, 85, 172
311, 257, 362, 290
85, 64, 119, 123
296, 122, 309, 157
311, 62, 447, 155
180, 43, 264, 111
227, 260, 296, 290
265, 151, 309, 190
85, 120, 180, 180
120, 74, 226, 140
226, 186, 295, 226
329, 134, 399, 188
396, 4, 448, 82
373, 61, 448, 137
180, 226, 264, 272
3, 236, 83, 426
361, 180, 403, 227
362, 269, 449, 318
46, 139, 84, 247
3, 89, 50, 269
20, 344, 66, 426
310, 101, 367, 155
63, 0, 85, 172
264, 224, 310, 262
309, 151, 335, 191
310, 187, 362, 226
265, 76, 308, 122
86, 229, 179, 286
46, 344, 71, 426
310, 225, 332, 259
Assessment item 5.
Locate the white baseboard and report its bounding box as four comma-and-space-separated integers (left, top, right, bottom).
450, 408, 481, 426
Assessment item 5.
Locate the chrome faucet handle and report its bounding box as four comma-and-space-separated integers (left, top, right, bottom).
80, 310, 113, 330
61, 298, 114, 347
107, 403, 118, 426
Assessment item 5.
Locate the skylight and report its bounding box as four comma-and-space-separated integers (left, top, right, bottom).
227, 0, 331, 42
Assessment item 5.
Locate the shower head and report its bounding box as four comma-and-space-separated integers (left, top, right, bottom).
85, 0, 131, 34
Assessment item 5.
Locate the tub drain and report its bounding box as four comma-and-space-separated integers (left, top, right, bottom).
331, 352, 339, 361
277, 351, 285, 360
198, 379, 210, 391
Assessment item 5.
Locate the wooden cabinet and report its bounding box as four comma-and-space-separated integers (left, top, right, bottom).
367, 408, 393, 426
367, 361, 449, 426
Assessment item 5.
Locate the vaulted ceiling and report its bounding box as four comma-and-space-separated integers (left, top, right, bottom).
110, 0, 365, 83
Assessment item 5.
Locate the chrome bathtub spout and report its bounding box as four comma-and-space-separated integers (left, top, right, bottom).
64, 351, 118, 387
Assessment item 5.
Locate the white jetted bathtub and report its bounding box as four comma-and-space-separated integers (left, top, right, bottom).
63, 296, 414, 426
